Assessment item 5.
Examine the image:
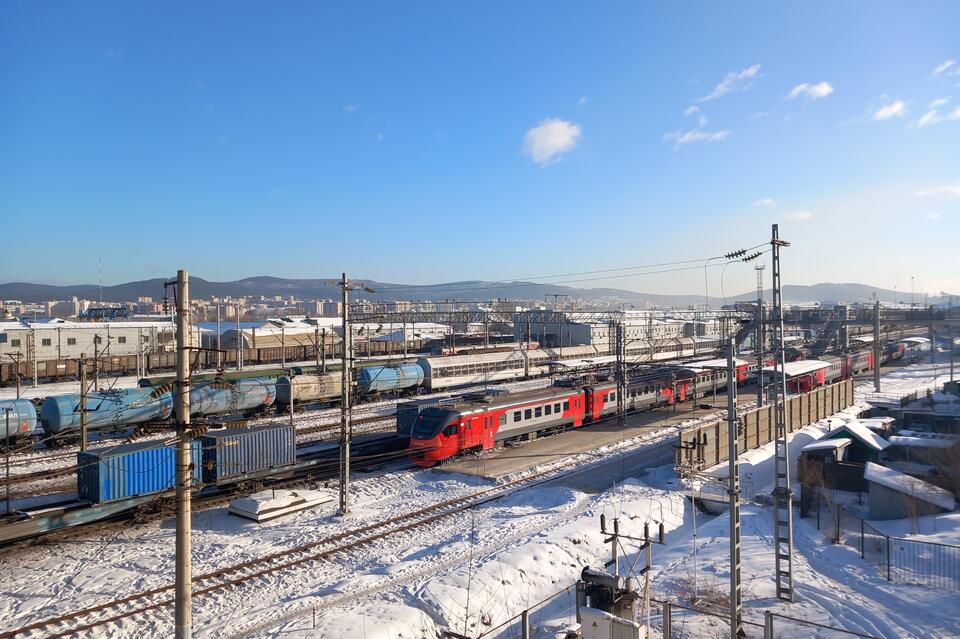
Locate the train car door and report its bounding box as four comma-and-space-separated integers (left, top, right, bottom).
481, 414, 496, 449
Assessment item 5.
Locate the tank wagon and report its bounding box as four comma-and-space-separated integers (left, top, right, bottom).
40, 388, 174, 440
0, 399, 39, 444
275, 373, 342, 405
185, 378, 276, 417
357, 363, 425, 394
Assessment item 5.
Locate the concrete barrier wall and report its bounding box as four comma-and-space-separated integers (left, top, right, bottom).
676, 379, 854, 471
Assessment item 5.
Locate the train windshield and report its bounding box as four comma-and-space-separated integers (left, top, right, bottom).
411, 409, 457, 439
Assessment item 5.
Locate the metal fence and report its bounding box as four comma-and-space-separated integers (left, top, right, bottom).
803, 487, 960, 591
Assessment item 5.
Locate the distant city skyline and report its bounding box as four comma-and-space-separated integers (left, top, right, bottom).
2, 2, 959, 295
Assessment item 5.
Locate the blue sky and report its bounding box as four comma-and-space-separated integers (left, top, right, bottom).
2, 2, 959, 297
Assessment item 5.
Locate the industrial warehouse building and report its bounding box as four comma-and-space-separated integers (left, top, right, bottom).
0, 317, 198, 364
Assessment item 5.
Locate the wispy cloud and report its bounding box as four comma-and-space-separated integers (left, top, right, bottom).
912, 103, 960, 128
698, 64, 761, 102
787, 81, 834, 100
932, 59, 956, 76
684, 105, 708, 127
752, 198, 777, 207
344, 104, 358, 113
873, 100, 907, 121
523, 118, 582, 165
664, 129, 730, 148
578, 96, 589, 108
782, 210, 812, 221
915, 181, 960, 197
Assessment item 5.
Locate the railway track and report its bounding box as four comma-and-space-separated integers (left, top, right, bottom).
1, 458, 575, 638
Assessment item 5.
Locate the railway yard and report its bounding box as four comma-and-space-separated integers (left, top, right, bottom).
0, 303, 956, 639
1, 350, 957, 638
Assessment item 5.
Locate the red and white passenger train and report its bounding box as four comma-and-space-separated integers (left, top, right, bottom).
409, 365, 737, 466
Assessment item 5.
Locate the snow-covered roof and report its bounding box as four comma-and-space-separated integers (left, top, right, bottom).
888, 435, 959, 449
859, 417, 894, 431
899, 337, 930, 345
850, 335, 875, 344
687, 357, 748, 369
864, 462, 956, 511
763, 360, 829, 378
826, 420, 890, 451
802, 437, 852, 452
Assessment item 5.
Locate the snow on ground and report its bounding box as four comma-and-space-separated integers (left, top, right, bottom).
3, 358, 958, 638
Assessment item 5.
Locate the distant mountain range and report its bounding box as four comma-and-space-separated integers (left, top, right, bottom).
0, 276, 952, 308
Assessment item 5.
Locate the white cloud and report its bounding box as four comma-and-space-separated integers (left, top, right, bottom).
698, 64, 761, 102
664, 129, 730, 147
684, 105, 700, 117
915, 110, 941, 127
787, 81, 834, 100
522, 118, 582, 165
915, 181, 960, 197
873, 100, 907, 121
950, 106, 960, 120
752, 198, 777, 207
782, 210, 812, 221
932, 59, 956, 76
929, 97, 950, 109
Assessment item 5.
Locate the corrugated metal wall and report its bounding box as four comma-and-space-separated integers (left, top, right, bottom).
200, 424, 296, 483
676, 379, 854, 471
78, 440, 202, 504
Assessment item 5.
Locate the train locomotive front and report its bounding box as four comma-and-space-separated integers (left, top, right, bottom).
408, 407, 463, 466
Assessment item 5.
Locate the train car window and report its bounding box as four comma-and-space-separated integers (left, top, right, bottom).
525, 409, 532, 419
545, 405, 552, 415
67, 338, 77, 345
535, 407, 542, 417
499, 414, 506, 426
11, 339, 21, 347
41, 338, 52, 346
563, 400, 570, 411
513, 411, 521, 422
554, 403, 561, 412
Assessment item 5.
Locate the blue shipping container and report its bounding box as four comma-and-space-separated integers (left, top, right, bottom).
77, 440, 202, 504
200, 423, 295, 484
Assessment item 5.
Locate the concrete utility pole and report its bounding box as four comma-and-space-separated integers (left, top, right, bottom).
321, 328, 327, 373
340, 273, 351, 515
5, 408, 11, 514
216, 305, 222, 369
726, 337, 743, 638
770, 224, 794, 602
755, 265, 765, 407
236, 302, 242, 371
174, 270, 193, 639
79, 354, 88, 452
615, 321, 626, 426
874, 301, 882, 392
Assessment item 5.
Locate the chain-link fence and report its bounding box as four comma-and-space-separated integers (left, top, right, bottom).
803, 486, 960, 590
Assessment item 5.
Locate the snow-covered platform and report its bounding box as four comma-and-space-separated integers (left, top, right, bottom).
436, 390, 760, 480
228, 489, 335, 522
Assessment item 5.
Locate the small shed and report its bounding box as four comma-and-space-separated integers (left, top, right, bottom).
820, 421, 890, 464
864, 462, 956, 520
801, 437, 853, 463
